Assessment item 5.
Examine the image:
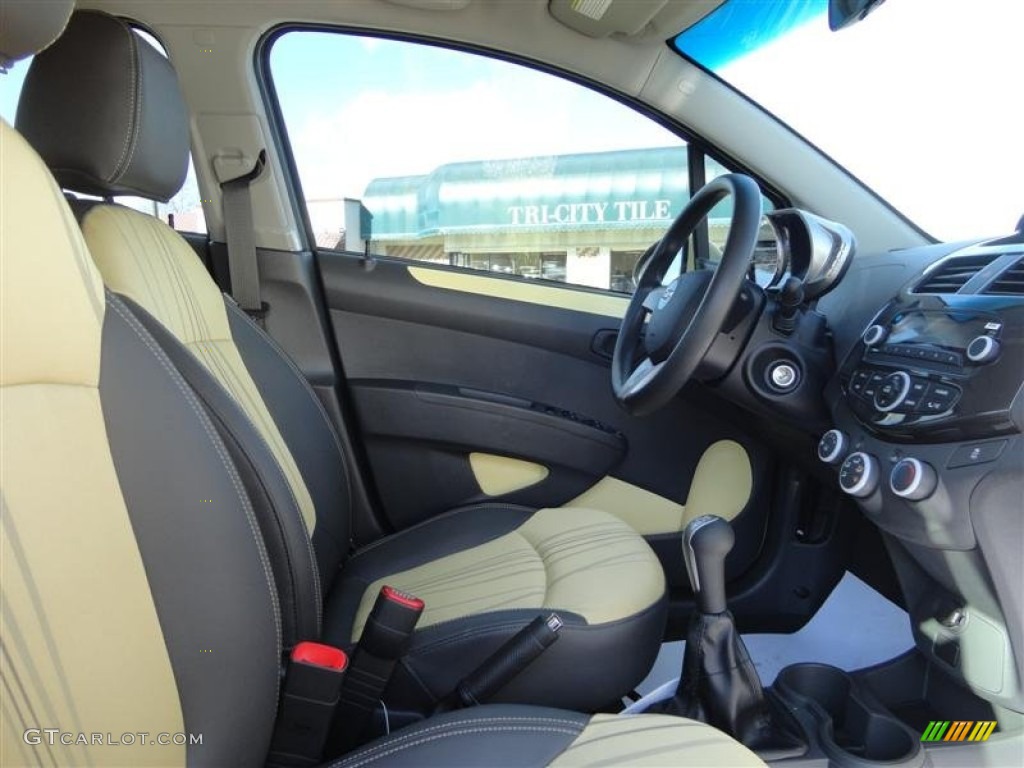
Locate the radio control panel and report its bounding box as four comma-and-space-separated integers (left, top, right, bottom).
839, 298, 1024, 442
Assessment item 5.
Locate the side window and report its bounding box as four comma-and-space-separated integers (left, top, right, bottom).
270, 32, 693, 294
0, 31, 207, 235
703, 156, 779, 288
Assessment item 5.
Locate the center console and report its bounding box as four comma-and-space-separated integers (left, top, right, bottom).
819, 255, 1024, 550
815, 246, 1024, 716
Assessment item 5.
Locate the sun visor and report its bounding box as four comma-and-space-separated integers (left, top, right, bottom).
548, 0, 725, 41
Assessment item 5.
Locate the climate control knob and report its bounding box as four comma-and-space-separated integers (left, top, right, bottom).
817, 429, 849, 465
890, 458, 938, 501
873, 371, 912, 413
862, 324, 888, 347
966, 335, 1000, 364
839, 451, 880, 498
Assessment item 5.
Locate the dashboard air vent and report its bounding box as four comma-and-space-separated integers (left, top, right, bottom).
984, 255, 1024, 295
913, 254, 999, 294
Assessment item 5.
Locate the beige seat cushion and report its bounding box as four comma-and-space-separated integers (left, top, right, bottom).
550, 713, 766, 766
350, 507, 665, 640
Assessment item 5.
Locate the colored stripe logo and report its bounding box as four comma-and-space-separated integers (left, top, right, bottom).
921, 721, 997, 742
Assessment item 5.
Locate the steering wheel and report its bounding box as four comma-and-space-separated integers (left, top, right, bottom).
612, 173, 762, 416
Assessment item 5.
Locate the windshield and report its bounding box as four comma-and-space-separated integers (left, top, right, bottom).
674, 0, 1022, 242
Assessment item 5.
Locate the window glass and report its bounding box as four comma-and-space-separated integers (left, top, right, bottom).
704, 157, 779, 287
0, 33, 206, 234
270, 32, 694, 294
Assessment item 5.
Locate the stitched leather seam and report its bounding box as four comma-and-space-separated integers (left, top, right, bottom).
333, 720, 582, 768
195, 341, 324, 632
335, 727, 580, 768
108, 21, 138, 183
351, 503, 531, 557
226, 299, 354, 550
107, 295, 282, 700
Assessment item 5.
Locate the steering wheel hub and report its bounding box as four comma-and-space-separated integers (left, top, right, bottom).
646, 270, 713, 362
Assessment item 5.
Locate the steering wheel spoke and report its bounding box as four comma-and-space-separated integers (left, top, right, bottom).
622, 357, 664, 398
641, 286, 666, 313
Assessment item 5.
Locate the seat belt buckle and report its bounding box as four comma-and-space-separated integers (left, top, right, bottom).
327, 586, 424, 752
268, 642, 348, 767
361, 586, 425, 658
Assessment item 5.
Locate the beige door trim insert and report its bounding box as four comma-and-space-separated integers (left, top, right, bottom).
409, 266, 629, 318
470, 453, 550, 496
568, 440, 752, 535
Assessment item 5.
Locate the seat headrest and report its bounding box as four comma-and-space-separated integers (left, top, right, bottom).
0, 0, 73, 67
16, 10, 189, 202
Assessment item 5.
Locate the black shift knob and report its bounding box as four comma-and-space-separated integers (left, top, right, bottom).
683, 515, 734, 614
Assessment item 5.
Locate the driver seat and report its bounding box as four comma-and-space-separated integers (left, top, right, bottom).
15, 8, 666, 713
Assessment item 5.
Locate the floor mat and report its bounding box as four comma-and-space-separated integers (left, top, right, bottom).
635, 571, 915, 698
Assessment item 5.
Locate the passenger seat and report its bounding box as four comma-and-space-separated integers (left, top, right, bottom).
16, 9, 667, 713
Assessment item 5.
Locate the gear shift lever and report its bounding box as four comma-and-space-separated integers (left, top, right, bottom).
654, 515, 805, 759
683, 515, 734, 614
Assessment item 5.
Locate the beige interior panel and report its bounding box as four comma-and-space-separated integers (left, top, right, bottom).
409, 266, 629, 318
0, 120, 184, 766
469, 452, 549, 496
350, 507, 664, 640
567, 439, 752, 535
568, 476, 686, 535
684, 438, 753, 524
81, 205, 318, 534
550, 713, 765, 767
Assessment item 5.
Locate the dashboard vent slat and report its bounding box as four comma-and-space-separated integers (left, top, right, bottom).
913, 254, 1000, 294
984, 255, 1024, 295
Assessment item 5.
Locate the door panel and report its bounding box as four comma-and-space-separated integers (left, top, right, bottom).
351, 379, 626, 529
320, 252, 771, 560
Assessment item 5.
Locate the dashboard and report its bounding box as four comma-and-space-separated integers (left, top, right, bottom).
809, 235, 1024, 711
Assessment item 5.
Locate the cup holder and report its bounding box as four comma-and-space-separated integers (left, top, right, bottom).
775, 664, 921, 766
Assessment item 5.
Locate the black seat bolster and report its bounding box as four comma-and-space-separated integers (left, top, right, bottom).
329, 705, 588, 768
100, 293, 281, 765
115, 293, 323, 648
225, 299, 351, 583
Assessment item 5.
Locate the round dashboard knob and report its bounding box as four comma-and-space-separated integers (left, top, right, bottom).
873, 371, 912, 413
890, 457, 938, 501
862, 324, 888, 347
839, 451, 880, 498
966, 335, 1000, 364
817, 429, 849, 465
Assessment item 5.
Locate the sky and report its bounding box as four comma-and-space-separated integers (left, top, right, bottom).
714, 0, 1024, 240
2, 1, 1021, 241
266, 0, 1023, 242
269, 32, 682, 204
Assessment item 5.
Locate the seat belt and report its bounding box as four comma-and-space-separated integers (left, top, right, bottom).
215, 149, 268, 325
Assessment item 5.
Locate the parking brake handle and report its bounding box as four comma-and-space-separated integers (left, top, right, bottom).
435, 613, 563, 713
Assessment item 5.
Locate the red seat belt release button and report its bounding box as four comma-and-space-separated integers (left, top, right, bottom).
268, 643, 348, 766
292, 641, 348, 670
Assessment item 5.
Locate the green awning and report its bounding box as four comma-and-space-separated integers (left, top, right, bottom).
363, 146, 701, 241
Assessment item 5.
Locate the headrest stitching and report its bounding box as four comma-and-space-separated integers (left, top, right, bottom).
108, 20, 139, 184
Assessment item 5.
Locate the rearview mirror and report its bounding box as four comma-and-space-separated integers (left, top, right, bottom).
828, 0, 886, 31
